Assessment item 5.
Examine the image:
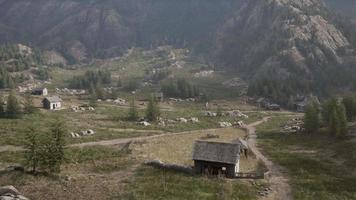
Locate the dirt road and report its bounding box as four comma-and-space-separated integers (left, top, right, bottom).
70, 128, 223, 148
245, 117, 292, 200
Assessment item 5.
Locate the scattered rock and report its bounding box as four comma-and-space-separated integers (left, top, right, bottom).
176, 118, 188, 123
194, 70, 214, 78
219, 122, 232, 128
189, 117, 199, 123
138, 121, 151, 126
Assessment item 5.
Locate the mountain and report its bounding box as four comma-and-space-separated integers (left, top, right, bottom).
213, 0, 356, 102
0, 0, 240, 63
0, 0, 355, 101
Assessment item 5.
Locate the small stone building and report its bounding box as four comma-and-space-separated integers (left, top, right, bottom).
192, 141, 241, 178
31, 88, 48, 96
42, 96, 62, 110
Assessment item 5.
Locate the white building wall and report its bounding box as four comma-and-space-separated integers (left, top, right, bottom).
235, 160, 240, 173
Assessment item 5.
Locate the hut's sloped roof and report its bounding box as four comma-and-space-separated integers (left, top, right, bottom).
192, 141, 240, 164
43, 96, 62, 103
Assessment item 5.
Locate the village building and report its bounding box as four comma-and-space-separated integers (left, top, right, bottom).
42, 96, 62, 110
192, 141, 242, 178
31, 88, 48, 96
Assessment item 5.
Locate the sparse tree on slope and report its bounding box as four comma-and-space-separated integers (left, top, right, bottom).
146, 95, 160, 122
6, 91, 21, 118
304, 104, 320, 134
24, 127, 42, 173
24, 93, 36, 114
128, 96, 139, 121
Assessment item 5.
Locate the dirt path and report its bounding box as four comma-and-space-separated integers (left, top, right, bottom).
0, 128, 224, 153
244, 117, 292, 200
71, 128, 223, 148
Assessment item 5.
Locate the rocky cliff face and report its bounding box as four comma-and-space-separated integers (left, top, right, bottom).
214, 0, 355, 98
0, 0, 239, 62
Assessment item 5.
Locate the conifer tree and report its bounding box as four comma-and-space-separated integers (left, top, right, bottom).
304, 104, 320, 134
24, 93, 36, 114
0, 95, 5, 118
6, 91, 21, 118
24, 127, 41, 173
128, 96, 139, 121
146, 95, 160, 122
45, 121, 66, 173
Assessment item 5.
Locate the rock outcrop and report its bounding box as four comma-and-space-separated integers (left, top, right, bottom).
0, 186, 29, 200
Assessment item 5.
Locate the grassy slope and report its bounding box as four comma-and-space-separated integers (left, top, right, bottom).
256, 116, 356, 200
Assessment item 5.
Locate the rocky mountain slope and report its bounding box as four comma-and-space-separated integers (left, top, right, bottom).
0, 0, 355, 99
0, 0, 240, 63
214, 0, 356, 101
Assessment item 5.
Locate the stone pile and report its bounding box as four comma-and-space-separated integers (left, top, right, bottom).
70, 129, 95, 138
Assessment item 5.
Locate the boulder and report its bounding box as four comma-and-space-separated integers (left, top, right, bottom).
176, 118, 188, 123
138, 121, 151, 126
0, 186, 20, 196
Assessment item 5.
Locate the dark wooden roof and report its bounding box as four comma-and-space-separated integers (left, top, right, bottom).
192, 141, 240, 164
43, 96, 62, 103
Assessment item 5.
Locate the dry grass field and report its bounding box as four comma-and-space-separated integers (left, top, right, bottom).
132, 127, 259, 172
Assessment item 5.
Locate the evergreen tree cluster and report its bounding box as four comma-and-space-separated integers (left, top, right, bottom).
145, 95, 160, 122
24, 121, 66, 174
161, 78, 200, 99
69, 69, 111, 89
304, 98, 349, 138
0, 66, 15, 89
0, 92, 37, 118
125, 95, 161, 122
341, 95, 356, 121
0, 44, 43, 72
248, 78, 310, 106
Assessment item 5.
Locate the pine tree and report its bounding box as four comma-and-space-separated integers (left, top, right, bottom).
6, 91, 21, 118
342, 96, 354, 121
304, 104, 320, 134
24, 127, 42, 173
146, 95, 160, 122
0, 95, 5, 118
127, 97, 139, 121
89, 90, 97, 107
337, 104, 348, 138
24, 93, 36, 114
46, 121, 66, 173
329, 108, 339, 137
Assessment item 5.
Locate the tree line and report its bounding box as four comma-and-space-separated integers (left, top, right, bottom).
161, 78, 200, 99
304, 95, 356, 138
69, 69, 111, 90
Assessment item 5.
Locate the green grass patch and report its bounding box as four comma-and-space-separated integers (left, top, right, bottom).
257, 116, 356, 200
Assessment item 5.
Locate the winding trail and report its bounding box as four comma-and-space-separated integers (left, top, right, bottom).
244, 117, 292, 200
